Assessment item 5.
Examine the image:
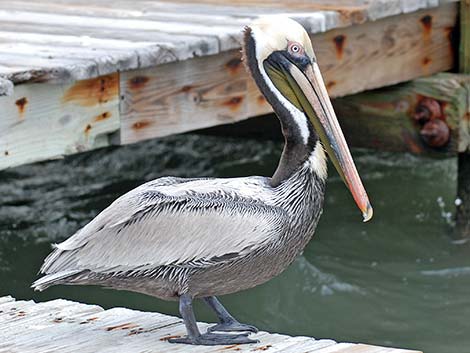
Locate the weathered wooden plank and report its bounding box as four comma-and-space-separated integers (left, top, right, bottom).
0, 31, 155, 49
1, 1, 257, 27
0, 73, 120, 169
0, 27, 220, 84
119, 4, 457, 145
1, 0, 330, 18
0, 53, 102, 83
315, 3, 457, 96
119, 50, 249, 144
0, 43, 141, 79
0, 77, 13, 96
0, 296, 422, 353
0, 0, 458, 85
158, 0, 456, 24
0, 296, 15, 305
0, 10, 242, 51
280, 337, 337, 352
0, 24, 220, 83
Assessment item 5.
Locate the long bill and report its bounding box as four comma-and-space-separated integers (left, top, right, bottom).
266, 57, 373, 222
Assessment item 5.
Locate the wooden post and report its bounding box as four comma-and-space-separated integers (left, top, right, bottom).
457, 0, 470, 237
459, 0, 470, 73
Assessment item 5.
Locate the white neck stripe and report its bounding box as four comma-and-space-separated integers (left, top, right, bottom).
251, 29, 310, 145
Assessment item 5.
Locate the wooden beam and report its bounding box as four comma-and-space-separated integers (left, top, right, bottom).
119, 3, 457, 145
459, 0, 470, 73
0, 73, 120, 169
457, 0, 470, 237
333, 73, 470, 155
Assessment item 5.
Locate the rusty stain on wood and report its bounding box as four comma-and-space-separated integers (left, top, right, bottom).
421, 14, 433, 40
225, 58, 242, 75
80, 316, 99, 324
129, 76, 150, 90
159, 335, 181, 341
333, 34, 346, 60
105, 322, 139, 331
220, 344, 241, 350
132, 120, 153, 130
84, 124, 92, 134
402, 130, 424, 154
222, 96, 243, 111
15, 97, 28, 117
94, 111, 112, 122
181, 85, 193, 93
257, 95, 266, 105
254, 344, 273, 351
327, 81, 336, 90
62, 73, 118, 107
422, 57, 432, 66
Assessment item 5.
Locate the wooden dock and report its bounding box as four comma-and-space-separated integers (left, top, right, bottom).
0, 296, 422, 353
0, 0, 460, 170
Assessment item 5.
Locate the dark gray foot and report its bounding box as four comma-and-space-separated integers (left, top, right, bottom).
207, 320, 258, 333
203, 296, 258, 333
168, 332, 259, 345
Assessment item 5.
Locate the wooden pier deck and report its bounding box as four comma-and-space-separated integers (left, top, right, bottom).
0, 296, 422, 353
0, 0, 460, 170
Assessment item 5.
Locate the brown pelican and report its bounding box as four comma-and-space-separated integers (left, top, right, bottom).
33, 16, 372, 345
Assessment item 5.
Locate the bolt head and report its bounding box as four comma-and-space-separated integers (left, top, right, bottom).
420, 119, 450, 147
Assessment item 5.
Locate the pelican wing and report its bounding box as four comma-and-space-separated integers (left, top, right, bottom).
40, 177, 287, 277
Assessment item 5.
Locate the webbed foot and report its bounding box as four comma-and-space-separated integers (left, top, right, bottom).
168, 332, 259, 345
207, 320, 258, 333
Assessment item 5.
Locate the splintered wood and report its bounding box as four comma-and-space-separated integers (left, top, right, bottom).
0, 74, 120, 169
0, 296, 423, 353
0, 0, 461, 169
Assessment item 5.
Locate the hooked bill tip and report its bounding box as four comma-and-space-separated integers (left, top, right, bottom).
362, 202, 373, 222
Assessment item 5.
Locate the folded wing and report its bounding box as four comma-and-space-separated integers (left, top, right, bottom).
38, 177, 288, 279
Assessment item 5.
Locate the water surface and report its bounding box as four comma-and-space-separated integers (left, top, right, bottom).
0, 134, 467, 353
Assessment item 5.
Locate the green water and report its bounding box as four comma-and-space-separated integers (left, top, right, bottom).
0, 133, 468, 353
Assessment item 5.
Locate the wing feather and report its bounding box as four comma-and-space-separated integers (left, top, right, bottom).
40, 177, 287, 276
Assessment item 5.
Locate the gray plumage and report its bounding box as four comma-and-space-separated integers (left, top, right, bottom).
33, 161, 325, 299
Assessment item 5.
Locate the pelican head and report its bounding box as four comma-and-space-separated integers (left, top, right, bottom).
243, 16, 373, 222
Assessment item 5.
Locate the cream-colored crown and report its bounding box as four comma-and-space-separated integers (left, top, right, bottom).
248, 16, 315, 63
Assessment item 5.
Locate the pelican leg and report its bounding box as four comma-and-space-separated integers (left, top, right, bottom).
204, 296, 258, 333
169, 293, 258, 345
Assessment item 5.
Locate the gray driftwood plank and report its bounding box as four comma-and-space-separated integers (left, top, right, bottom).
0, 296, 423, 353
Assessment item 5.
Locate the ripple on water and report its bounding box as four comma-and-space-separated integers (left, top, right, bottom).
421, 267, 470, 277
296, 257, 365, 296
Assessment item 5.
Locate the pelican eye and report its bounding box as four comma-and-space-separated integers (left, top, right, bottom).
287, 42, 304, 56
